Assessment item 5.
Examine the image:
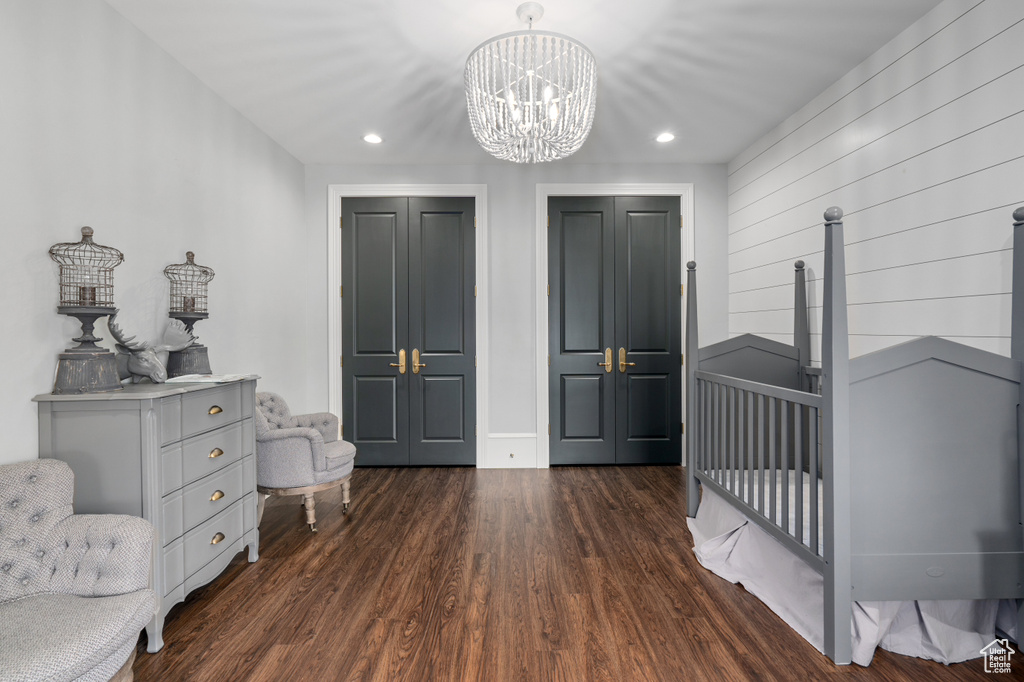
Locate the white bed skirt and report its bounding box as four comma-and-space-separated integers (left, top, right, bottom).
688, 486, 1019, 666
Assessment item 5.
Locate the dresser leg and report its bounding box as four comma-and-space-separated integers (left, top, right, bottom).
146, 612, 165, 653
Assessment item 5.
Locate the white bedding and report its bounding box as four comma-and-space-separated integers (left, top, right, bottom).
688, 484, 1019, 666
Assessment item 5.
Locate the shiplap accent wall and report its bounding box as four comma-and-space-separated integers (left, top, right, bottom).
727, 0, 1024, 363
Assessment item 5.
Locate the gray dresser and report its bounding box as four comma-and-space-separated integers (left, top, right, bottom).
34, 378, 260, 652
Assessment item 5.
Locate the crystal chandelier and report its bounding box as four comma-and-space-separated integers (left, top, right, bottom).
464, 2, 597, 163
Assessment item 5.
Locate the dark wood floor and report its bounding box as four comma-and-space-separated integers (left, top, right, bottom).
134, 467, 1015, 681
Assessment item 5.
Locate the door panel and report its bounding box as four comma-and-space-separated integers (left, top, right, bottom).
624, 210, 672, 352
344, 198, 409, 466
561, 375, 606, 440
353, 376, 399, 441
549, 197, 616, 465
550, 196, 681, 465
354, 213, 402, 354
343, 196, 475, 466
419, 211, 464, 353
421, 376, 465, 440
408, 197, 476, 466
561, 214, 606, 353
615, 197, 681, 464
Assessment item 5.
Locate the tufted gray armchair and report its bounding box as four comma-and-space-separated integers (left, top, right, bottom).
254, 392, 356, 532
0, 459, 156, 682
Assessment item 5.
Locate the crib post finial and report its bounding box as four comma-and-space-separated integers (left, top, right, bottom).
1012, 207, 1024, 362
794, 260, 811, 390
685, 260, 700, 517
822, 206, 852, 665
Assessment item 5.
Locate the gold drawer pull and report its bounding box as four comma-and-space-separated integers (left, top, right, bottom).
210, 490, 225, 502
208, 405, 223, 415
209, 448, 224, 459
211, 532, 225, 545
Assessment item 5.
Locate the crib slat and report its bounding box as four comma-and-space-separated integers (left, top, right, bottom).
768, 397, 776, 524
728, 386, 736, 494
718, 383, 726, 487
746, 390, 754, 507
757, 393, 765, 515
795, 404, 804, 546
781, 400, 789, 535
810, 404, 819, 556
712, 378, 720, 481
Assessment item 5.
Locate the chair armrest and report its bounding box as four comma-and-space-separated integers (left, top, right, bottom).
292, 412, 339, 443
47, 514, 154, 597
256, 427, 327, 484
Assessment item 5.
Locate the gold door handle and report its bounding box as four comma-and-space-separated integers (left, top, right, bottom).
389, 348, 406, 374
412, 348, 427, 374
209, 448, 224, 459
210, 490, 225, 502
597, 348, 613, 373
208, 405, 223, 415
211, 532, 225, 545
619, 348, 636, 373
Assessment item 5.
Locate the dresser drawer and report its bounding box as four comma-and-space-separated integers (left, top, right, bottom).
182, 459, 246, 532
184, 496, 245, 578
182, 422, 242, 485
181, 384, 242, 439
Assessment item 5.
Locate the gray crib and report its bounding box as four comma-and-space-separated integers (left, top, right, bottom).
685, 206, 1024, 665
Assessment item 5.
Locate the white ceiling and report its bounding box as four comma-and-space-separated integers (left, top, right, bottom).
103, 0, 944, 166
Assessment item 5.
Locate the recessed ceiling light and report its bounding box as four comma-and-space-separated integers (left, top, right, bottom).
363, 133, 383, 144
656, 132, 675, 143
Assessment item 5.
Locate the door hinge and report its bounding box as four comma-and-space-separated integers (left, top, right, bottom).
340, 285, 343, 298
681, 284, 684, 296
340, 356, 344, 368
680, 216, 683, 228
475, 355, 478, 367
474, 216, 477, 228
339, 217, 343, 229
547, 215, 550, 228
548, 423, 551, 435
681, 423, 685, 434
341, 424, 344, 438
474, 285, 478, 297
681, 353, 684, 365
548, 354, 551, 366
547, 284, 550, 296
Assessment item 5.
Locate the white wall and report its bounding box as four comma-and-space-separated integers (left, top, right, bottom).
727, 0, 1024, 362
303, 163, 729, 457
0, 0, 307, 465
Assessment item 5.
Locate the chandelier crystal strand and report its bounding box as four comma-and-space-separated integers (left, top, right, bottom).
465, 15, 597, 164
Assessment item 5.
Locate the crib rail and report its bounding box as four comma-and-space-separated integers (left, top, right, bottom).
693, 369, 824, 568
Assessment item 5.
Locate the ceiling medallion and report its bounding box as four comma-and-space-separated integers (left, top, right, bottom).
464, 2, 598, 163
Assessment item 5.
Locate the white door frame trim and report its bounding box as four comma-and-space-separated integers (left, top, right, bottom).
327, 184, 489, 466
535, 183, 695, 468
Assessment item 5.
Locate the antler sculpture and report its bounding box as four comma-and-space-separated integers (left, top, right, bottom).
108, 311, 195, 383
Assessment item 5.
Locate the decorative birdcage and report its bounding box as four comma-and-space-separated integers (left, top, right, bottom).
48, 226, 124, 307
47, 226, 124, 394
164, 251, 214, 314
163, 251, 215, 377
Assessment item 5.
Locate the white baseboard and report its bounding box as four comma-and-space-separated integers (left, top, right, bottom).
481, 433, 540, 468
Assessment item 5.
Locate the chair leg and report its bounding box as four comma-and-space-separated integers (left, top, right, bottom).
342, 478, 351, 513
303, 493, 317, 532
256, 493, 267, 526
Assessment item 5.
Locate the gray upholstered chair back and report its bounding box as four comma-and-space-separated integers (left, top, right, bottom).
256, 392, 294, 431
0, 459, 75, 600
0, 459, 152, 602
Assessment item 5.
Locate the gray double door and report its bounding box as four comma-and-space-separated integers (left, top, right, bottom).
549, 196, 681, 465
342, 197, 476, 466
